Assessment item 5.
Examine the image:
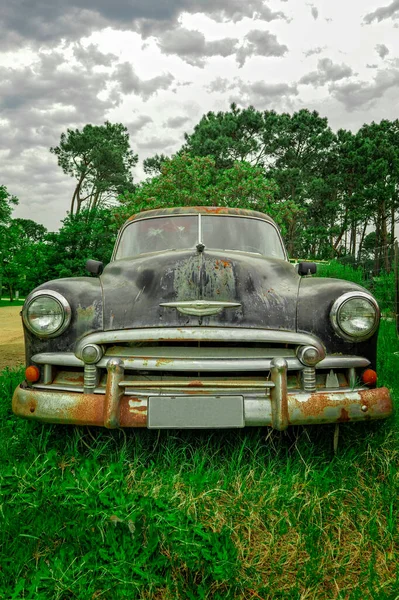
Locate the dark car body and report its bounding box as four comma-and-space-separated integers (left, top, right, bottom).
12, 206, 393, 429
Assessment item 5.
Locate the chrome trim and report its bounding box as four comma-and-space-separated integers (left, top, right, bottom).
297, 345, 323, 366
330, 291, 380, 342
160, 300, 241, 316
81, 343, 103, 364
75, 328, 326, 359
118, 379, 275, 389
198, 212, 202, 246
270, 358, 289, 430
22, 289, 72, 338
84, 364, 98, 392
32, 353, 83, 367
14, 385, 393, 427
32, 350, 369, 373
104, 359, 124, 428
317, 356, 370, 369
303, 367, 316, 392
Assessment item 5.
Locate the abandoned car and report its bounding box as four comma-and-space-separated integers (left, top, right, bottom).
13, 206, 393, 429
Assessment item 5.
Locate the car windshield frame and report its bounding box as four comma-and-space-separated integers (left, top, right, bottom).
112, 214, 288, 261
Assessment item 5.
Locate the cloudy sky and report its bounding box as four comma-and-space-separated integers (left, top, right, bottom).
1, 0, 399, 231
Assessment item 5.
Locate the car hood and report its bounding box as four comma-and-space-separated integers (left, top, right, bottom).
100, 249, 300, 331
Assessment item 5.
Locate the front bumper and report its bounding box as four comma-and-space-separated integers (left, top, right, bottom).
12, 358, 393, 429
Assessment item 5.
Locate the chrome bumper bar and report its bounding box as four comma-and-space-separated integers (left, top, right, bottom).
13, 358, 393, 429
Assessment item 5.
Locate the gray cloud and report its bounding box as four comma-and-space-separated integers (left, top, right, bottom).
364, 0, 399, 23
367, 63, 379, 68
137, 136, 178, 151
303, 46, 325, 57
236, 29, 288, 67
157, 28, 238, 67
206, 77, 237, 93
113, 62, 174, 99
376, 43, 390, 58
235, 80, 298, 108
164, 115, 191, 128
311, 6, 319, 20
329, 66, 399, 109
0, 0, 287, 49
0, 52, 118, 123
299, 57, 353, 86
73, 43, 118, 68
127, 115, 153, 134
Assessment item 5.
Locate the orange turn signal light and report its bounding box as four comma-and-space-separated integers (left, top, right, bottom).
25, 365, 40, 383
362, 369, 377, 386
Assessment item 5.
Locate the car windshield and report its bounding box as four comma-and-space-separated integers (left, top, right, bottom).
115, 215, 285, 259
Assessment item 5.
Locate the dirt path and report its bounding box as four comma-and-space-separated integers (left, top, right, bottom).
0, 306, 25, 370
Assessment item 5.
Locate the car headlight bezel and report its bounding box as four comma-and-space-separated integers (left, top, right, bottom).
330, 291, 380, 342
22, 290, 72, 338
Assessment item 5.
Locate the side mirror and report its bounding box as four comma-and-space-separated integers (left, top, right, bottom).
86, 259, 104, 276
297, 261, 317, 276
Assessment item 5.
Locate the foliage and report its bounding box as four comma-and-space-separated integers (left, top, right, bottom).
51, 121, 138, 215
317, 260, 396, 315
119, 153, 283, 227
0, 185, 18, 224
0, 186, 19, 300
43, 208, 118, 280
143, 153, 169, 176
184, 106, 338, 256
0, 218, 48, 299
1, 318, 399, 598
182, 105, 399, 267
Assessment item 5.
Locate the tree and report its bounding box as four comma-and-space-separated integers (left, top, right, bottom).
119, 153, 284, 228
143, 153, 169, 176
44, 208, 118, 279
0, 186, 19, 299
0, 218, 48, 300
183, 103, 269, 169
184, 105, 337, 256
0, 185, 18, 224
50, 122, 138, 215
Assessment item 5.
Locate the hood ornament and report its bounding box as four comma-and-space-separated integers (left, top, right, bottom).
160, 300, 241, 317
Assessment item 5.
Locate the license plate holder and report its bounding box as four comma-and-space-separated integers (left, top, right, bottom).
147, 395, 244, 429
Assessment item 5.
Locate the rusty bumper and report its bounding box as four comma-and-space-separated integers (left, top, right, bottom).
12, 383, 393, 429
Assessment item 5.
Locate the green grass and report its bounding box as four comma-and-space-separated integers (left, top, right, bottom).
317, 263, 396, 315
0, 299, 25, 307
1, 323, 399, 599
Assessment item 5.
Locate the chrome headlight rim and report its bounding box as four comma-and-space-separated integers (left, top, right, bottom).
330, 291, 380, 342
22, 289, 72, 338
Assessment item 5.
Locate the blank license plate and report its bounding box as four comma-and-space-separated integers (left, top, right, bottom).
148, 396, 244, 429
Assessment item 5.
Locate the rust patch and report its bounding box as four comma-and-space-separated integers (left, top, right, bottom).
187, 380, 204, 387
338, 408, 350, 422
77, 305, 95, 320
215, 259, 231, 269
60, 373, 85, 384
202, 206, 228, 214
155, 358, 174, 367
130, 405, 146, 412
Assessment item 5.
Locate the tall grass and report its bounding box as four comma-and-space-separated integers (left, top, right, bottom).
317, 262, 396, 315
1, 318, 399, 599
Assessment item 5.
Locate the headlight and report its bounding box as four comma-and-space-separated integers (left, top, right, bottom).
22, 290, 71, 337
330, 291, 379, 341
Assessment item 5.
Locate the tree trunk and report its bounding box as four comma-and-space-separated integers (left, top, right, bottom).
381, 201, 389, 272
374, 215, 381, 276
357, 220, 368, 262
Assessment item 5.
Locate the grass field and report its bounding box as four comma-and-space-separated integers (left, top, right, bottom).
0, 319, 398, 599
0, 299, 25, 308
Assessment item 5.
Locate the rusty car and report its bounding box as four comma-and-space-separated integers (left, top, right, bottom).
12, 206, 393, 430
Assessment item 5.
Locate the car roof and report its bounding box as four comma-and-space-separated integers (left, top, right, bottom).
127, 206, 277, 225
